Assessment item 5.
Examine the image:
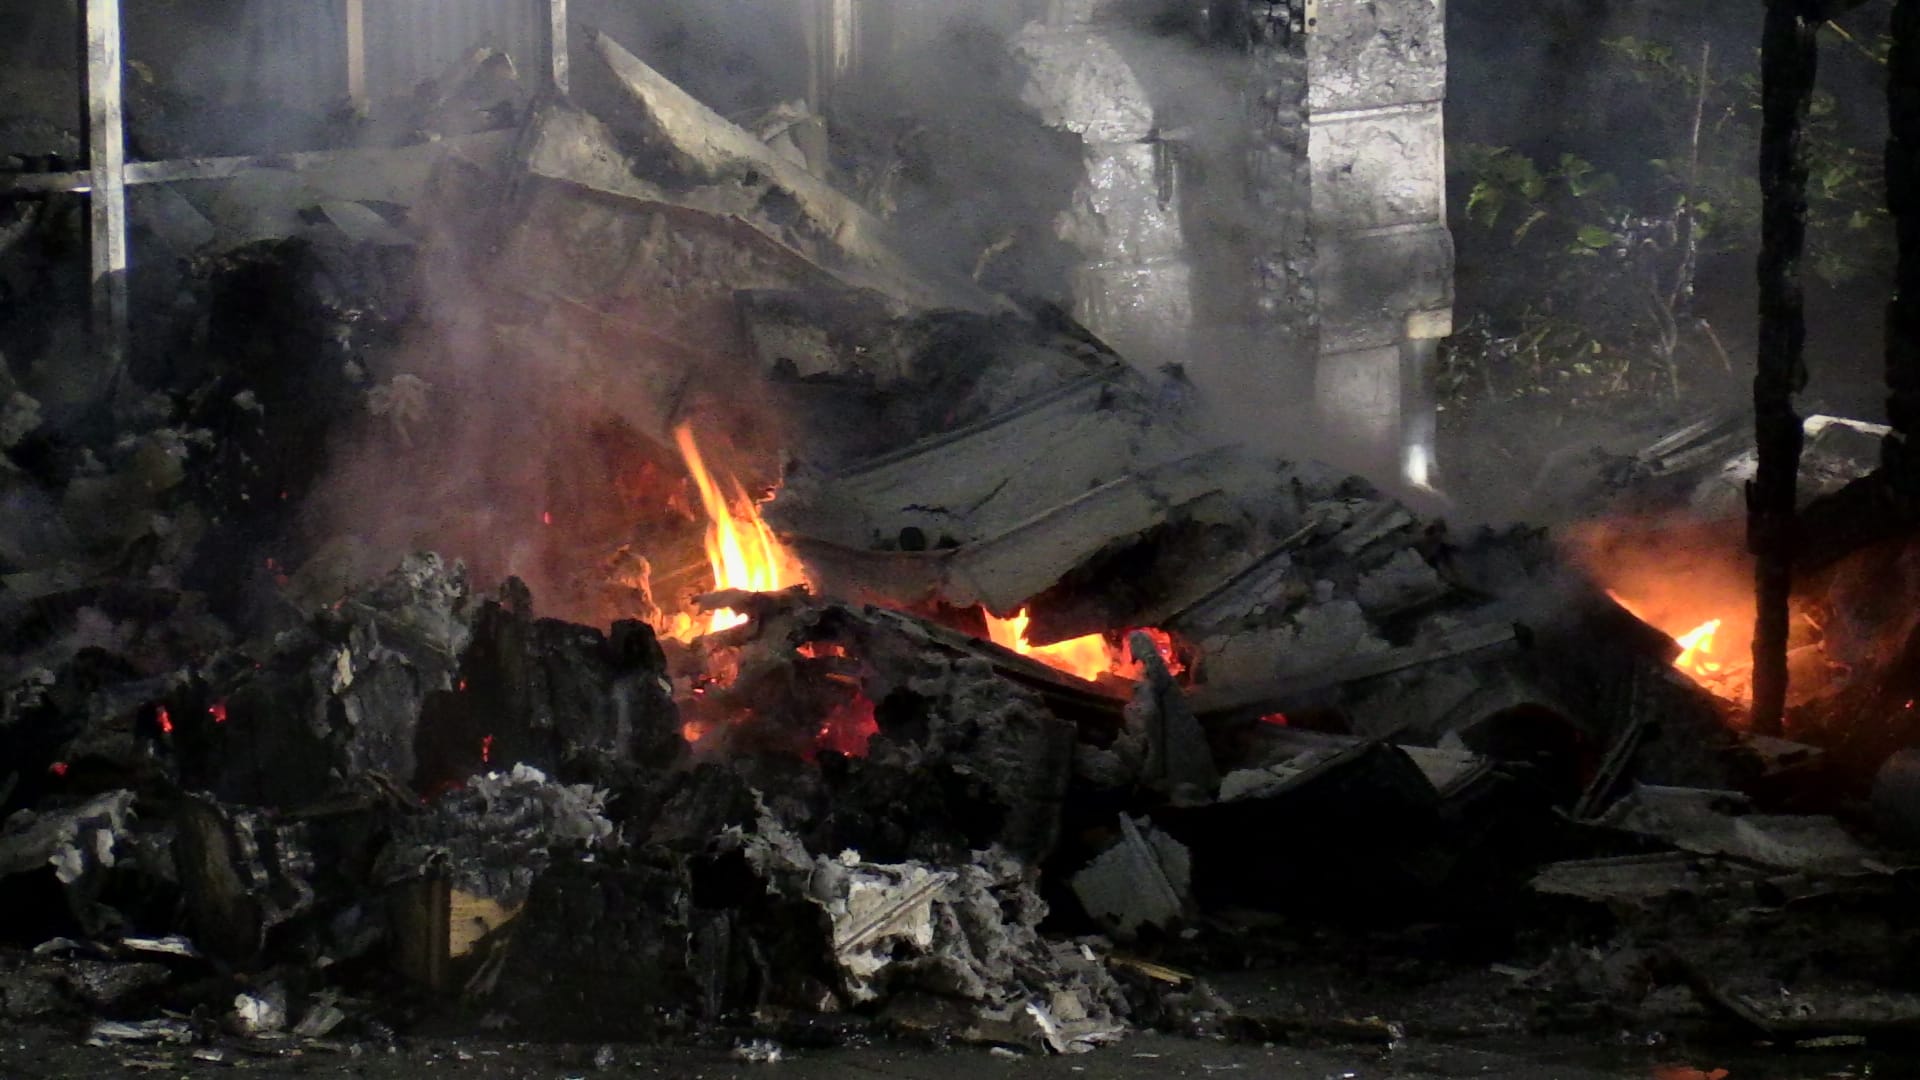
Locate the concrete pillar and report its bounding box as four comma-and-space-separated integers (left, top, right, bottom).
1306, 0, 1453, 484
987, 0, 1454, 486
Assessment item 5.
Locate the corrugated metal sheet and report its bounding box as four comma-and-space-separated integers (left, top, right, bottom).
364, 0, 548, 102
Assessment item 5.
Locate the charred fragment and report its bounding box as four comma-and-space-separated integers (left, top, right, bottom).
3, 0, 1920, 1069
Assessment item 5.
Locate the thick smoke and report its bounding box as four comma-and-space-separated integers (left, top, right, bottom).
302, 0, 1336, 622
217, 0, 1902, 615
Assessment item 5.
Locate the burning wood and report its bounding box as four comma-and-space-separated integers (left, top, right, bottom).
667, 424, 805, 640
7, 13, 1920, 1068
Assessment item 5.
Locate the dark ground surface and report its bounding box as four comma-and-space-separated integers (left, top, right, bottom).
0, 1025, 1892, 1080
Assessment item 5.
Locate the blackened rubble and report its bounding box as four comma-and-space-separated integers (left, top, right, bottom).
4, 19, 1920, 1072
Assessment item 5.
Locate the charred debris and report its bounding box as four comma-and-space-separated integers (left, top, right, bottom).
3, 28, 1920, 1067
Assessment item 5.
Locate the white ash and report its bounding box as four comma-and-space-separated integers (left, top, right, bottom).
376, 764, 619, 906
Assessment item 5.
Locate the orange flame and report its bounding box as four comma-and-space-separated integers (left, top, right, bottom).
1607, 589, 1749, 701
1672, 617, 1724, 676
982, 608, 1181, 683
671, 424, 803, 640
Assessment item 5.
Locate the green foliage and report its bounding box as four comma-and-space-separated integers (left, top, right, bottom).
1445, 22, 1891, 411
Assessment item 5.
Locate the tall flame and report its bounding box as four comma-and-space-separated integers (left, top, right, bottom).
672, 424, 802, 639
1672, 617, 1724, 676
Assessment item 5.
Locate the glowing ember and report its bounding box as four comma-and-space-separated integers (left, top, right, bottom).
1259, 712, 1290, 727
480, 734, 494, 764
670, 424, 803, 640
157, 706, 173, 735
1652, 1067, 1729, 1080
817, 692, 880, 757
49, 761, 68, 777
982, 608, 1181, 683
208, 700, 228, 724
1132, 626, 1184, 677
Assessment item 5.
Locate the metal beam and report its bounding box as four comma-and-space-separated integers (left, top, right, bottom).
2, 132, 514, 200
549, 0, 569, 95
345, 0, 368, 110
84, 0, 128, 382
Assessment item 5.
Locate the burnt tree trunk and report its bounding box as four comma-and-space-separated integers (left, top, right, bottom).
1889, 0, 1920, 495
1750, 0, 1820, 735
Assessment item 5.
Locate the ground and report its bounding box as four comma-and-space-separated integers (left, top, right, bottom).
0, 1026, 1890, 1080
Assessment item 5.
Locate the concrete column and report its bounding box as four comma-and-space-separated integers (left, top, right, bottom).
1306, 0, 1453, 483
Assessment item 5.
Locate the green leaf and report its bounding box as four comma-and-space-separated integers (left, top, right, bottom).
1582, 172, 1620, 200
1466, 182, 1505, 225
1515, 159, 1547, 200
1575, 224, 1616, 250
1512, 208, 1549, 242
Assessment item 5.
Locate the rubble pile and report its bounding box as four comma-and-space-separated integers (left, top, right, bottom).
3, 21, 1920, 1070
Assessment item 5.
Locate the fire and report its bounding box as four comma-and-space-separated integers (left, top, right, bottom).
1672, 617, 1724, 675
982, 608, 1181, 683
1607, 589, 1750, 701
817, 691, 880, 757
1565, 521, 1760, 706
670, 424, 804, 640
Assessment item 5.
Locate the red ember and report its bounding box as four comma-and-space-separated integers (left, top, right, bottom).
816, 692, 880, 758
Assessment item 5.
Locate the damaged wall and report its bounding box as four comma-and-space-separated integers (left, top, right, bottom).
1012, 2, 1199, 364
925, 0, 1452, 484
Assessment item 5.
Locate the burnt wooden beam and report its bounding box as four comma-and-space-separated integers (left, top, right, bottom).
83, 0, 127, 384
1189, 621, 1519, 723
1750, 0, 1821, 736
